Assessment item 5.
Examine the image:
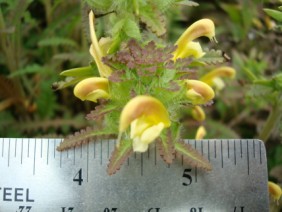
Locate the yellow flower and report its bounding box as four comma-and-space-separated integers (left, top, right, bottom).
200, 66, 236, 90
74, 77, 110, 102
119, 96, 171, 152
268, 181, 282, 202
191, 106, 206, 121
185, 80, 215, 105
174, 41, 205, 60
173, 19, 216, 60
89, 11, 112, 77
195, 126, 207, 140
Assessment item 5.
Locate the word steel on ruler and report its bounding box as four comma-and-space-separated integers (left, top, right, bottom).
0, 138, 269, 212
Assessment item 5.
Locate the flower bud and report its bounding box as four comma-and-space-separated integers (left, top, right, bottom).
268, 181, 282, 202
185, 80, 215, 105
173, 41, 205, 61
89, 11, 112, 77
74, 77, 109, 102
191, 106, 206, 121
195, 126, 207, 140
200, 67, 236, 86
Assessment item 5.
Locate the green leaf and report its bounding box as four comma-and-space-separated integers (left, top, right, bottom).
157, 135, 175, 164
107, 139, 133, 175
174, 141, 212, 170
140, 7, 166, 36
38, 37, 77, 47
8, 64, 49, 78
124, 19, 141, 40
264, 9, 282, 22
83, 0, 112, 11
57, 127, 115, 151
197, 49, 225, 65
176, 0, 199, 7
60, 66, 96, 77
161, 69, 176, 84
52, 77, 85, 90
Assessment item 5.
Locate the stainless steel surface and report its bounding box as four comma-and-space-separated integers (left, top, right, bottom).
0, 138, 269, 212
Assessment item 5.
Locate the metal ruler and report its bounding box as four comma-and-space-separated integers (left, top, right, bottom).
0, 138, 269, 212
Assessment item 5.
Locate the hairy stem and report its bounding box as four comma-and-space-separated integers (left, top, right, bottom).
259, 96, 282, 142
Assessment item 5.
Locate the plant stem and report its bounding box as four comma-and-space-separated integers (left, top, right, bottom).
259, 95, 282, 142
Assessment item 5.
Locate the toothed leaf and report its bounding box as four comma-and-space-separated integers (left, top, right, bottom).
57, 127, 115, 151
175, 141, 212, 171
197, 49, 225, 65
107, 139, 133, 175
176, 0, 199, 7
157, 137, 175, 164
140, 8, 166, 36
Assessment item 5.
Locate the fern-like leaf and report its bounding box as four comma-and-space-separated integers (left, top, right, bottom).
174, 140, 212, 170
157, 135, 175, 164
176, 0, 199, 7
197, 49, 225, 65
107, 139, 133, 175
140, 8, 166, 36
57, 127, 115, 151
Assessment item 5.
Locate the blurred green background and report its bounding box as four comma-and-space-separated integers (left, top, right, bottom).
0, 0, 281, 209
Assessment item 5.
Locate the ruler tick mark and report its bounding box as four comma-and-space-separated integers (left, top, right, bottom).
87, 141, 89, 182
21, 139, 23, 164
33, 140, 36, 175
27, 139, 30, 158
141, 153, 143, 176
259, 141, 262, 164
40, 139, 43, 158
60, 151, 62, 168
53, 140, 56, 158
93, 142, 96, 159
240, 140, 242, 158
247, 140, 249, 175
80, 143, 83, 158
201, 140, 203, 155
1, 138, 4, 157
8, 138, 10, 167
253, 140, 255, 158
73, 147, 76, 165
47, 139, 49, 165
227, 140, 230, 158
214, 140, 217, 158
107, 140, 110, 159
100, 140, 103, 165
154, 143, 157, 165
195, 167, 198, 183
221, 140, 223, 168
208, 140, 210, 161
234, 140, 236, 165
14, 139, 17, 157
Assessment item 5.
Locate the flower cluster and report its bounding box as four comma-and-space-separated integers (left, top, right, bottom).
56, 11, 236, 174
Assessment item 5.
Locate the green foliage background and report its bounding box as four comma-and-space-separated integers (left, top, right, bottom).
0, 0, 281, 208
